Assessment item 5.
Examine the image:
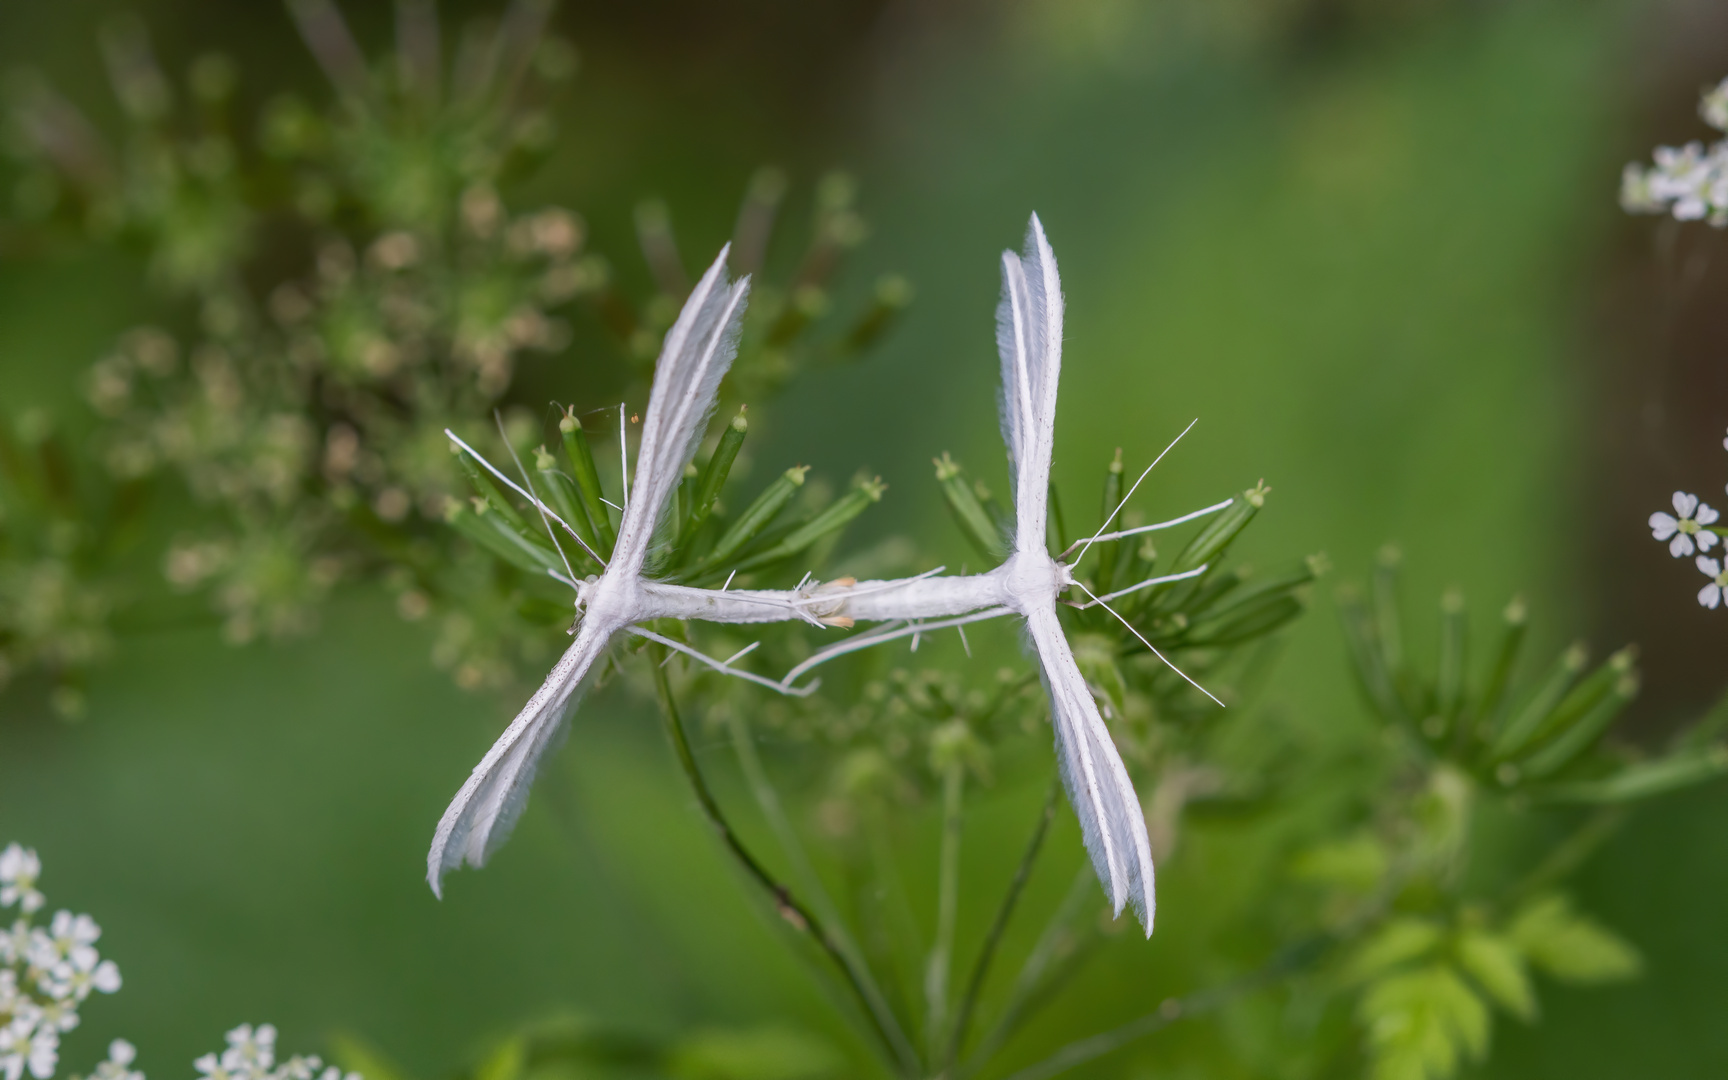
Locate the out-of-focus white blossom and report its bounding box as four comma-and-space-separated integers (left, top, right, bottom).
0, 849, 43, 916
1698, 556, 1728, 609
192, 1026, 354, 1080
84, 1041, 142, 1080
1702, 76, 1728, 132
0, 845, 120, 1080
1623, 77, 1728, 226
1649, 491, 1720, 557
2, 846, 349, 1080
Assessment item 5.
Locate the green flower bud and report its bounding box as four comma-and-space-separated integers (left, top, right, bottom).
934, 452, 1005, 562
559, 408, 616, 552
703, 465, 809, 570
1096, 449, 1125, 593
1489, 642, 1589, 762
677, 407, 747, 552
729, 474, 886, 575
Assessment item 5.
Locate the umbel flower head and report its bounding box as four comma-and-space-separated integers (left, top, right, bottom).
1697, 556, 1728, 609
1649, 491, 1719, 558
3, 841, 356, 1080
1623, 75, 1728, 225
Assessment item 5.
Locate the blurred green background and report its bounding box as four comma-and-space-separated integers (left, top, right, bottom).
4, 0, 1728, 1076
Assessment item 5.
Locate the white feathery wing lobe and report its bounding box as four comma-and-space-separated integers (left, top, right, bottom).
614, 246, 751, 577
427, 248, 751, 896
427, 620, 607, 895
997, 214, 1154, 933
997, 214, 1064, 556
1027, 604, 1156, 933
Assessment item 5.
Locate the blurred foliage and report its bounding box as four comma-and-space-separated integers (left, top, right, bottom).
2, 3, 1728, 1080
450, 414, 1725, 1080
0, 0, 909, 705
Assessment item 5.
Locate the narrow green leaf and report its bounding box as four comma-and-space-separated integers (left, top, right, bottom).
1530, 746, 1728, 804
473, 1036, 526, 1080
842, 274, 913, 353
1520, 669, 1639, 779
1339, 585, 1404, 724
533, 445, 601, 563
446, 497, 564, 576
679, 406, 748, 549
328, 1033, 415, 1080
1455, 930, 1536, 1022
450, 440, 532, 533
1473, 596, 1527, 731
560, 407, 616, 552
703, 465, 808, 570
1488, 642, 1587, 762
933, 452, 1004, 561
1170, 482, 1265, 576
1095, 448, 1125, 592
1344, 917, 1445, 984
729, 475, 886, 574
1508, 895, 1642, 983
1436, 588, 1466, 725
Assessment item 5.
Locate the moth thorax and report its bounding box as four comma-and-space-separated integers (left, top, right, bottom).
1001, 549, 1066, 606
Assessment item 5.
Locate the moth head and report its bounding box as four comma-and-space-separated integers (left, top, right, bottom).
573, 574, 601, 612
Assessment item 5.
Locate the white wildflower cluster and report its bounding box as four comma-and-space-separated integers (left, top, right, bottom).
1, 845, 121, 1080
189, 1024, 357, 1080
2, 843, 357, 1080
1647, 436, 1728, 608
1621, 76, 1728, 224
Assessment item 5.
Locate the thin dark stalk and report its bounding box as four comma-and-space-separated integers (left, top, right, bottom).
963, 865, 1100, 1074
997, 935, 1332, 1080
944, 775, 1060, 1071
925, 763, 966, 1059
649, 654, 920, 1075
1501, 805, 1628, 911
723, 709, 907, 1054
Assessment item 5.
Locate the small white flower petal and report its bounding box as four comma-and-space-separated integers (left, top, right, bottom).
1697, 556, 1721, 576
1701, 583, 1722, 609
1651, 512, 1680, 540
1672, 533, 1698, 558
1697, 502, 1721, 526
1675, 491, 1699, 518
1702, 529, 1721, 552
108, 1041, 135, 1067
91, 961, 120, 994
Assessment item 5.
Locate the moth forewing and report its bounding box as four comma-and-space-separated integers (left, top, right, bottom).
427, 620, 611, 895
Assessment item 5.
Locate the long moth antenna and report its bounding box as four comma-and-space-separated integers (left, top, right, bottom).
619, 402, 630, 515
1071, 580, 1224, 707
1072, 565, 1208, 609
445, 430, 607, 567
1070, 418, 1199, 565
1068, 498, 1234, 556
494, 410, 577, 585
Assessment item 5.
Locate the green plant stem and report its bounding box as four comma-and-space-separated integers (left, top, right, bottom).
995, 935, 1331, 1080
649, 653, 920, 1076
925, 762, 967, 1061
1676, 684, 1728, 751
963, 864, 1101, 1074
1501, 805, 1629, 910
944, 774, 1060, 1072
722, 709, 907, 1057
